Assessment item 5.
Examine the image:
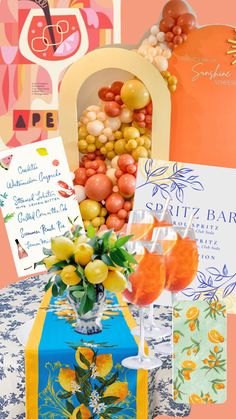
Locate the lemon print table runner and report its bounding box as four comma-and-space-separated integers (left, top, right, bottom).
25, 291, 148, 419
173, 300, 227, 405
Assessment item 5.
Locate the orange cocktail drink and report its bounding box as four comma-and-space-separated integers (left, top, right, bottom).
165, 231, 198, 292
121, 241, 165, 370
122, 248, 166, 306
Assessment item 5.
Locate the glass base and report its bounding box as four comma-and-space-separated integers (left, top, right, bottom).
122, 355, 162, 370
156, 342, 172, 355
132, 325, 171, 339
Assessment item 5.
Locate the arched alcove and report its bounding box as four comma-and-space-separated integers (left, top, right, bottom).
59, 47, 171, 170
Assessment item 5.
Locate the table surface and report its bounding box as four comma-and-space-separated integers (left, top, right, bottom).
0, 276, 190, 419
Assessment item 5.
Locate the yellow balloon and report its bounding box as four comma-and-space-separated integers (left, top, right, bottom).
121, 79, 151, 110
80, 199, 101, 220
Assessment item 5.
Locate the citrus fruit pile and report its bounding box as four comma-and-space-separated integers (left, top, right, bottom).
42, 226, 136, 316
74, 78, 153, 232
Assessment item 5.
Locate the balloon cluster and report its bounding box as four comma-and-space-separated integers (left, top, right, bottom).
75, 78, 152, 232
160, 0, 196, 49
105, 154, 137, 231
137, 1, 197, 92
138, 25, 171, 73
133, 101, 153, 130
78, 79, 152, 161
161, 71, 178, 93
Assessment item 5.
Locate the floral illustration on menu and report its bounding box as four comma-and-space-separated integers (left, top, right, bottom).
137, 160, 204, 202
173, 301, 226, 405
0, 192, 15, 224
182, 264, 236, 302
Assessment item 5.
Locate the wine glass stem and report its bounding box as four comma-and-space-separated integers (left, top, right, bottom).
138, 307, 146, 361
148, 304, 154, 331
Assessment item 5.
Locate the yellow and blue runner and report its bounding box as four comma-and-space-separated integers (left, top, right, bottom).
25, 291, 148, 419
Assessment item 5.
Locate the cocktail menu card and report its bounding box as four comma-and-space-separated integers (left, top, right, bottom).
134, 158, 236, 313
0, 137, 82, 278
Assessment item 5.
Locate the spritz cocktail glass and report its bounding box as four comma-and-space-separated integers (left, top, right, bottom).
122, 241, 166, 370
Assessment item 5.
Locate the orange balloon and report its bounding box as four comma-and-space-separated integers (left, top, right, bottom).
106, 214, 125, 231
85, 174, 113, 201
162, 0, 188, 19
118, 174, 136, 198
105, 193, 124, 213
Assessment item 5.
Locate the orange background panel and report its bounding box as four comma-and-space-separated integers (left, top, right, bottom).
169, 25, 236, 168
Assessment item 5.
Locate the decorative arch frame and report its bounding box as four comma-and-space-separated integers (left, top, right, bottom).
59, 47, 171, 170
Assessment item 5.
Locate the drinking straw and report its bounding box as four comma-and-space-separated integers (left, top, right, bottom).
30, 0, 57, 52
160, 196, 171, 223
183, 211, 195, 238
172, 211, 195, 305
149, 197, 171, 328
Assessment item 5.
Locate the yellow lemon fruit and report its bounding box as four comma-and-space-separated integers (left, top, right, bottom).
51, 236, 75, 260
75, 347, 94, 370
96, 354, 113, 378
74, 243, 93, 266
61, 265, 81, 286
71, 405, 91, 419
103, 270, 127, 293
44, 255, 60, 273
58, 368, 76, 392
182, 360, 196, 371
103, 381, 129, 403
186, 306, 200, 321
208, 329, 224, 343
85, 260, 108, 284
189, 394, 204, 404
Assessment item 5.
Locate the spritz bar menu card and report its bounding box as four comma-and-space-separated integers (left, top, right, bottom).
0, 137, 82, 278
134, 158, 236, 313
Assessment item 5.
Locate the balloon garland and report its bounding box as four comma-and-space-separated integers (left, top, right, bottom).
138, 0, 197, 92
74, 0, 198, 232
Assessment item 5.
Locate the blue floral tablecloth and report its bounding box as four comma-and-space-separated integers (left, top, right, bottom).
0, 276, 190, 418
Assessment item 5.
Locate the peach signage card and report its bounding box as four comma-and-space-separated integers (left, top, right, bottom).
134, 158, 236, 313
0, 137, 82, 278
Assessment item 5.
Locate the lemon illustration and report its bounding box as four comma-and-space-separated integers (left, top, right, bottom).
103, 381, 128, 403
61, 265, 81, 286
75, 347, 94, 369
36, 147, 48, 156
96, 354, 113, 378
85, 260, 108, 284
71, 404, 91, 419
51, 236, 75, 260
103, 270, 127, 293
74, 243, 93, 266
58, 368, 76, 392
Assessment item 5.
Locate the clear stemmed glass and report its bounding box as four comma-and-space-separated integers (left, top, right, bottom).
127, 209, 172, 339
121, 241, 166, 370
152, 227, 199, 354
19, 8, 89, 109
